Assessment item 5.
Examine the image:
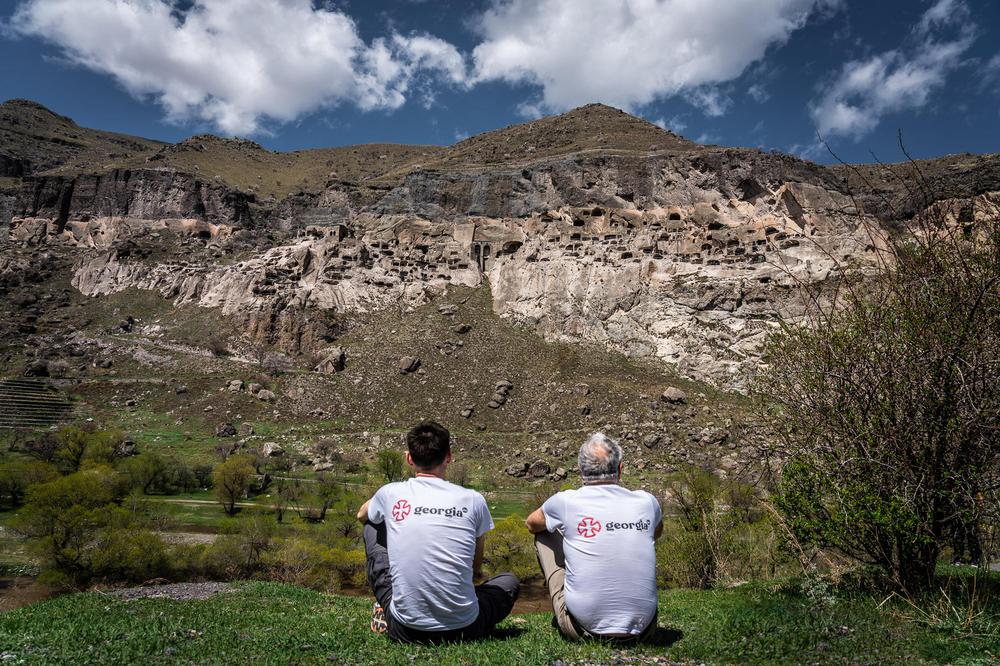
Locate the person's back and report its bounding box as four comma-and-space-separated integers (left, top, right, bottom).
541, 484, 660, 635
526, 432, 662, 640
368, 476, 490, 630
359, 421, 520, 643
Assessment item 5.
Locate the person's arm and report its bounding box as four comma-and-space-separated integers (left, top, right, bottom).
473, 535, 486, 579
651, 492, 664, 540
356, 498, 372, 523
525, 507, 548, 533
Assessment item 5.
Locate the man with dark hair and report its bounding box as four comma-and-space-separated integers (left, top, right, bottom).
357, 420, 520, 643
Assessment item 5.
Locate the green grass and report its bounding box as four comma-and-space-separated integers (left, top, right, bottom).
1, 580, 996, 665
0, 512, 36, 576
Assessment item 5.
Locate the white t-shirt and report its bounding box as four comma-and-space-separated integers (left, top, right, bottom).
368, 476, 494, 631
542, 484, 662, 636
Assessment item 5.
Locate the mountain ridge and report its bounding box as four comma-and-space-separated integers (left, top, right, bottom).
3, 97, 998, 205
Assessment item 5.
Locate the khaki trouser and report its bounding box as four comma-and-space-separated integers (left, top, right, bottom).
534, 531, 657, 643
533, 530, 582, 639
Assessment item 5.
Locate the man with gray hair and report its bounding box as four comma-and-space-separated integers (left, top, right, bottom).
525, 433, 662, 641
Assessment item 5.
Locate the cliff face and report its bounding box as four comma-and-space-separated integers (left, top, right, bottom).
5, 101, 998, 388
13, 168, 254, 237
55, 149, 881, 386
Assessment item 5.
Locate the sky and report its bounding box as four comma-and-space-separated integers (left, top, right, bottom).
1, 0, 998, 164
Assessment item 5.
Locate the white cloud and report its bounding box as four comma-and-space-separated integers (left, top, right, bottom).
10, 0, 467, 135
809, 0, 975, 140
470, 0, 841, 116
788, 140, 825, 160
685, 87, 732, 117
982, 53, 1000, 93
652, 115, 688, 134
748, 83, 771, 103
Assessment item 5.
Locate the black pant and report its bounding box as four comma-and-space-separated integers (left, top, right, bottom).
364, 522, 520, 643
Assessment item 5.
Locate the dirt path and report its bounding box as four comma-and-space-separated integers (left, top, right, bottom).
0, 577, 58, 612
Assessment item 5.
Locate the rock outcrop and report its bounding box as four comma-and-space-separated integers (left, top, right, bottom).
7, 102, 999, 388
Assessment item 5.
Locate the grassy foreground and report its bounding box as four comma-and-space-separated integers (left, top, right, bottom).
0, 581, 996, 665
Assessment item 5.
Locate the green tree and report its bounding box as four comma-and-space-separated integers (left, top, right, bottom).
271, 478, 298, 523
10, 467, 123, 573
0, 460, 59, 508
375, 449, 405, 484
296, 473, 341, 523
119, 452, 167, 494
55, 426, 124, 472
120, 453, 197, 495
212, 456, 255, 516
55, 426, 89, 472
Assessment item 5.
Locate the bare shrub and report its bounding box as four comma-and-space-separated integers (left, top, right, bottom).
758, 169, 1000, 595
657, 465, 787, 589
448, 462, 470, 487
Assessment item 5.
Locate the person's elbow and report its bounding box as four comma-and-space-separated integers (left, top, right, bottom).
525, 509, 547, 533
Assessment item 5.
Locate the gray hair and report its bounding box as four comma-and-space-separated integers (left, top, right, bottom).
578, 433, 622, 483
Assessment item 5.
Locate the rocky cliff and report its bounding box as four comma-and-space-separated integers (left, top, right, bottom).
5, 101, 999, 387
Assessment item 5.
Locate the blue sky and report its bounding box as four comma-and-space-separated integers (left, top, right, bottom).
1, 0, 998, 164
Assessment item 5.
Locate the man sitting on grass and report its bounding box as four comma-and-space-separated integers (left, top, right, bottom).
357, 420, 520, 643
526, 432, 662, 641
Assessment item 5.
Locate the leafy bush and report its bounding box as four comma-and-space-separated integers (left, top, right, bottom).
54, 426, 125, 472
119, 452, 198, 495
198, 514, 276, 580
199, 536, 248, 580
264, 538, 340, 590
0, 459, 59, 508
9, 467, 165, 582
89, 526, 170, 583
328, 547, 366, 587
482, 515, 537, 581
263, 539, 365, 590
656, 525, 716, 589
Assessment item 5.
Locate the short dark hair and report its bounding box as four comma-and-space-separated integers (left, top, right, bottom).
406, 421, 451, 468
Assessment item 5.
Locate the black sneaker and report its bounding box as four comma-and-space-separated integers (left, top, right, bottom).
370, 602, 387, 634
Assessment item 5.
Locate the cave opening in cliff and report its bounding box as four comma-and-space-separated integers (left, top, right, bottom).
472, 242, 493, 272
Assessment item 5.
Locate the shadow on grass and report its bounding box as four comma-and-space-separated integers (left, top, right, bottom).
488, 626, 528, 641
645, 626, 684, 648
409, 626, 528, 645
558, 626, 683, 648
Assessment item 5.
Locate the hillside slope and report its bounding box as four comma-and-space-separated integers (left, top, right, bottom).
0, 99, 163, 177
2, 99, 1000, 473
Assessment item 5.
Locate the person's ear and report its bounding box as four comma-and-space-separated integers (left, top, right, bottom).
406, 451, 415, 467
618, 462, 623, 479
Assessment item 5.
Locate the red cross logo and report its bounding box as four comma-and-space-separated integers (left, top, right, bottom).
392, 499, 411, 521
577, 516, 602, 538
